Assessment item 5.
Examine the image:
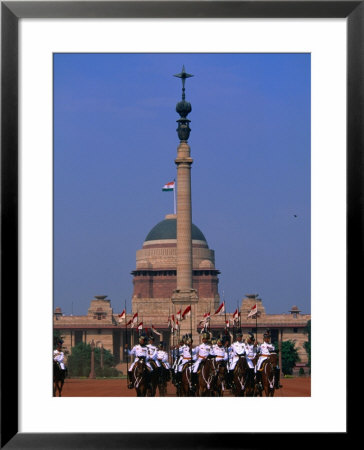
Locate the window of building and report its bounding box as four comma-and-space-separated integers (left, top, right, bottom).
75, 330, 83, 345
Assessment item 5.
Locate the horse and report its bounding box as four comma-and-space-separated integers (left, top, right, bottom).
156, 364, 169, 397
145, 360, 158, 397
180, 362, 195, 397
197, 358, 216, 397
131, 358, 150, 397
256, 357, 275, 397
232, 355, 253, 397
213, 359, 227, 397
53, 361, 66, 397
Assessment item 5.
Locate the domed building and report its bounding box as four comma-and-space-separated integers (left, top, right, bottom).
131, 214, 220, 321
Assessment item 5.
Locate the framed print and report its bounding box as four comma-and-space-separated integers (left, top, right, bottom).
1, 0, 357, 447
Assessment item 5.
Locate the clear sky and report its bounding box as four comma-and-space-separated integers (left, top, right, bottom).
54, 53, 310, 317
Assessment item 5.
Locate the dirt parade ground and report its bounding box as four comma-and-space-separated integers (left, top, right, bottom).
59, 376, 310, 397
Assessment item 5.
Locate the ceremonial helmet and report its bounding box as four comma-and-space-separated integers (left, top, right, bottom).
186, 338, 193, 344
202, 332, 209, 340
56, 339, 63, 346
216, 337, 223, 345
158, 341, 164, 348
236, 331, 243, 338
211, 336, 217, 344
263, 330, 271, 339
139, 335, 146, 344
148, 335, 155, 342
248, 332, 255, 341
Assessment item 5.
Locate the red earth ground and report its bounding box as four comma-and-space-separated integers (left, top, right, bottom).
58, 376, 310, 397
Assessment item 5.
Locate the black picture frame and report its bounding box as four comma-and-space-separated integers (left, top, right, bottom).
1, 1, 356, 448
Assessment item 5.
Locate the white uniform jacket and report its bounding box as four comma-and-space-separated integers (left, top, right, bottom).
53, 349, 66, 370
244, 342, 258, 369
256, 342, 275, 370
156, 349, 170, 369
127, 344, 153, 371
147, 344, 159, 366
178, 346, 196, 372
192, 343, 212, 372
229, 341, 246, 371
173, 344, 186, 372
211, 345, 228, 362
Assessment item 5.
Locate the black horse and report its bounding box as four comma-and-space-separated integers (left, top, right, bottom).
213, 359, 227, 396
232, 355, 254, 397
53, 361, 67, 397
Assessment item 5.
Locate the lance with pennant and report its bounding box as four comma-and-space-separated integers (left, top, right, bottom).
125, 300, 129, 384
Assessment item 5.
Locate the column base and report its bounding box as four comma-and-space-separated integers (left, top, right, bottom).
171, 289, 198, 303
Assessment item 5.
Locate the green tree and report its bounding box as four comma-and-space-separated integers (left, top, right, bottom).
303, 319, 311, 369
281, 340, 300, 375
53, 329, 63, 349
67, 342, 118, 377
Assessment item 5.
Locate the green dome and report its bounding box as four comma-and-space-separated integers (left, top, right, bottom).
145, 218, 207, 243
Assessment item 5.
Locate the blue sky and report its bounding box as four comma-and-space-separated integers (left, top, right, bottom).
54, 53, 310, 317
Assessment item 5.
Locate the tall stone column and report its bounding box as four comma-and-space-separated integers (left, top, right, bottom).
175, 141, 193, 291
171, 66, 198, 343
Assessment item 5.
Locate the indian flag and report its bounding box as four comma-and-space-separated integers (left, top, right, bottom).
214, 301, 225, 315
162, 181, 175, 191
247, 304, 258, 318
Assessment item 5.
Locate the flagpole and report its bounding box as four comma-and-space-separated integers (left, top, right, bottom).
224, 303, 227, 337
239, 300, 241, 330
209, 300, 212, 335
190, 304, 193, 396
125, 300, 129, 382
173, 178, 176, 215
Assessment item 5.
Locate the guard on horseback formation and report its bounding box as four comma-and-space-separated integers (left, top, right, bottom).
211, 337, 228, 363
174, 337, 194, 383
125, 334, 154, 389
156, 341, 171, 382
191, 332, 212, 387
244, 332, 258, 382
255, 330, 282, 390
147, 336, 160, 367
53, 339, 67, 375
226, 331, 245, 388
172, 336, 186, 385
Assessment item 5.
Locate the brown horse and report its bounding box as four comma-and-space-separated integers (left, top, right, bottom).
197, 358, 216, 397
156, 365, 169, 397
256, 357, 275, 397
232, 355, 253, 397
53, 361, 66, 397
180, 363, 195, 397
146, 361, 158, 397
131, 359, 150, 397
213, 359, 227, 397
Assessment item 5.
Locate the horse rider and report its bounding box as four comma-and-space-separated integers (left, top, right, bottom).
226, 331, 246, 388
147, 335, 159, 368
191, 332, 212, 386
244, 332, 258, 382
53, 339, 67, 375
212, 337, 228, 364
177, 337, 196, 386
256, 330, 282, 390
211, 336, 217, 352
172, 336, 186, 383
156, 341, 171, 381
125, 334, 153, 389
